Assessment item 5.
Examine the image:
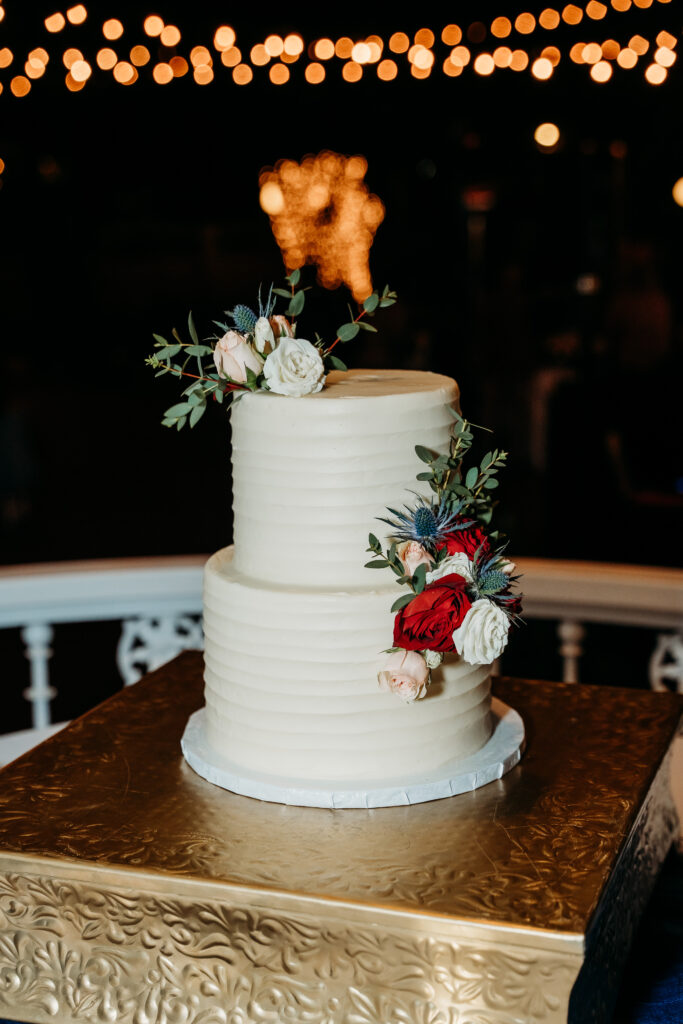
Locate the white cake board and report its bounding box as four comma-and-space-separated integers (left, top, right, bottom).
181, 698, 525, 809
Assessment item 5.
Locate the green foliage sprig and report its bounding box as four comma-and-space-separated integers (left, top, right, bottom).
364, 533, 448, 613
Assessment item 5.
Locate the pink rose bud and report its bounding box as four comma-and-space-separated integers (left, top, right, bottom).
213, 330, 264, 384
397, 541, 433, 577
378, 650, 430, 703
270, 314, 295, 339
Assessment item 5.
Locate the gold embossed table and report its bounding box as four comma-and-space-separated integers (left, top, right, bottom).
0, 652, 680, 1024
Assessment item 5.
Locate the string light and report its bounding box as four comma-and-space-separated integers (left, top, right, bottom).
214, 27, 236, 51
389, 33, 409, 53
539, 8, 561, 28
232, 64, 252, 84
0, 48, 12, 69
617, 48, 638, 67
415, 29, 435, 48
10, 75, 30, 96
532, 56, 554, 78
305, 62, 325, 83
534, 122, 560, 146
314, 39, 334, 60
66, 5, 87, 25
270, 63, 290, 84
45, 13, 66, 33
96, 48, 117, 70
590, 59, 613, 80
144, 16, 164, 37
342, 61, 362, 82
644, 62, 666, 83
221, 47, 241, 68
442, 25, 462, 45
170, 56, 188, 77
70, 59, 91, 81
153, 62, 173, 84
473, 53, 495, 75
491, 17, 512, 37
672, 178, 683, 207
102, 19, 123, 41
159, 25, 180, 47
378, 58, 398, 79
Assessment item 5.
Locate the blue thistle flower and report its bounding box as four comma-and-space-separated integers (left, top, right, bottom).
229, 304, 258, 335
478, 569, 510, 596
379, 496, 469, 552
258, 283, 276, 319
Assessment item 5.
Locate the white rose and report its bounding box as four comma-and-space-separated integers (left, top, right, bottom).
423, 649, 443, 669
213, 330, 264, 383
426, 552, 474, 584
452, 598, 510, 666
263, 337, 325, 397
254, 316, 275, 355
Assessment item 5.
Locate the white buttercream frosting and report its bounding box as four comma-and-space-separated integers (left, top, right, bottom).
202, 369, 494, 786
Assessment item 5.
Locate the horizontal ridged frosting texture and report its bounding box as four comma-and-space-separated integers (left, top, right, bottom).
231, 369, 459, 588
204, 547, 492, 782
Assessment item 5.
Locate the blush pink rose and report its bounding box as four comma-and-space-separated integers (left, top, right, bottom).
213, 330, 264, 383
270, 314, 295, 339
377, 650, 430, 703
397, 541, 433, 576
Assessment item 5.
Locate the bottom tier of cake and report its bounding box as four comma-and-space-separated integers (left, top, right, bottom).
201, 547, 494, 785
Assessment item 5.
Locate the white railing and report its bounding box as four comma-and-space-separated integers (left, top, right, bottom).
0, 555, 682, 731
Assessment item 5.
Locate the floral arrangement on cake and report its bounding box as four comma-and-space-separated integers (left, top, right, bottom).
365, 411, 523, 703
146, 270, 396, 428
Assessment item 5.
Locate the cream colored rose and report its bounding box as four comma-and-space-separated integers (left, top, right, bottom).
270, 314, 295, 339
213, 330, 264, 383
397, 541, 433, 576
426, 551, 473, 584
263, 337, 325, 397
378, 650, 430, 703
500, 559, 516, 575
423, 649, 443, 669
452, 598, 510, 666
253, 316, 275, 355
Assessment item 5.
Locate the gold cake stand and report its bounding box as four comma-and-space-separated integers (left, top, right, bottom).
0, 652, 680, 1024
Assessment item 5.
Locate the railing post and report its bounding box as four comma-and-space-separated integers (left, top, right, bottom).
21, 623, 56, 728
557, 620, 585, 683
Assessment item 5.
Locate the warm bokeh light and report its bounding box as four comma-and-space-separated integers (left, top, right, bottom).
190, 46, 212, 67
451, 46, 471, 67
601, 40, 620, 59
389, 33, 409, 54
366, 38, 383, 62
97, 48, 117, 70
0, 9, 5, 24
269, 63, 290, 84
221, 47, 241, 68
609, 140, 628, 158
633, 0, 653, 6
153, 62, 173, 84
410, 64, 431, 79
562, 4, 583, 23
284, 34, 304, 56
494, 47, 513, 67
66, 5, 87, 25
629, 35, 648, 55
305, 62, 325, 83
25, 61, 46, 80
515, 13, 536, 33
102, 19, 123, 41
45, 13, 66, 33
570, 42, 586, 63
29, 48, 50, 66
534, 122, 560, 146
611, 0, 631, 9
314, 38, 334, 60
645, 62, 666, 83
443, 58, 463, 77
130, 46, 150, 66
582, 43, 602, 63
541, 46, 561, 66
0, 48, 12, 68
63, 48, 83, 69
10, 76, 31, 97
259, 152, 384, 301
70, 59, 91, 81
194, 65, 213, 85
351, 43, 372, 63
410, 46, 434, 70
378, 58, 398, 80
586, 1, 608, 17
539, 8, 561, 28
473, 53, 495, 75
672, 178, 683, 207
617, 48, 637, 67
65, 71, 85, 92
160, 25, 181, 47
531, 57, 554, 79
654, 47, 676, 67
491, 17, 511, 37
0, 159, 5, 174
144, 15, 164, 37
214, 26, 236, 51
170, 56, 188, 77
335, 37, 354, 59
656, 31, 676, 49
113, 61, 135, 84
415, 28, 435, 48
442, 25, 462, 45
591, 60, 613, 80
510, 49, 529, 70
342, 61, 363, 82
232, 63, 252, 84
250, 44, 269, 66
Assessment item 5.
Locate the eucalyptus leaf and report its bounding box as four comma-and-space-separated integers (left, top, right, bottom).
176, 415, 187, 431
390, 593, 415, 613
288, 290, 306, 317
337, 322, 360, 342
465, 466, 479, 489
415, 445, 435, 464
357, 321, 378, 333
272, 287, 291, 298
164, 402, 193, 417
364, 559, 388, 569
185, 345, 213, 357
368, 533, 380, 549
328, 355, 348, 371
189, 404, 205, 428
416, 471, 433, 481
188, 311, 199, 345
484, 478, 499, 489
287, 267, 301, 286
363, 293, 379, 313
153, 333, 168, 346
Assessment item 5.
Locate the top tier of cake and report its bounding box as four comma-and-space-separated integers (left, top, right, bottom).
230, 369, 458, 589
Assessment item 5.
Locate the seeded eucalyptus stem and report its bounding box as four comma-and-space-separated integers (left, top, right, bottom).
323, 307, 370, 358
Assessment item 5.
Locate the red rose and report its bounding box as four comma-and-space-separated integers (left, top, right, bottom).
439, 521, 491, 560
393, 573, 472, 652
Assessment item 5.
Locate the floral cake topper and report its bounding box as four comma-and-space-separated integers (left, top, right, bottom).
366, 412, 523, 702
146, 270, 396, 429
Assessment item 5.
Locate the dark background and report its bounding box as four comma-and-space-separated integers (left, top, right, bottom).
1, 2, 682, 727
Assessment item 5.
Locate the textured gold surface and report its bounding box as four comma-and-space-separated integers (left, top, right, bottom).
0, 653, 680, 1024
